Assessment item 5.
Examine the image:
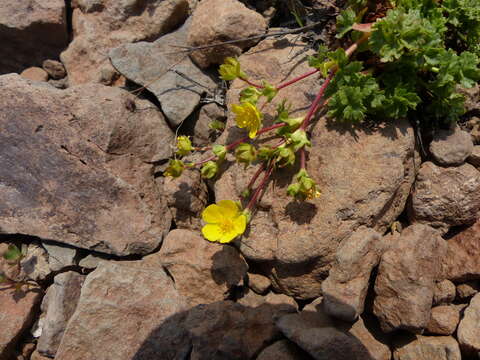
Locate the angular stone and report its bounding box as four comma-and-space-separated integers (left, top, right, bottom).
189, 103, 226, 147
187, 0, 267, 68
237, 289, 298, 311
408, 162, 480, 232
155, 229, 248, 306
110, 19, 216, 127
345, 317, 391, 360
42, 60, 66, 80
456, 281, 480, 300
77, 254, 107, 269
54, 260, 187, 360
61, 0, 190, 85
20, 67, 49, 82
257, 340, 311, 360
0, 0, 67, 73
215, 35, 417, 299
457, 293, 480, 356
248, 273, 271, 294
433, 280, 456, 305
162, 169, 208, 231
0, 74, 173, 256
37, 272, 85, 357
0, 287, 42, 358
429, 126, 473, 166
42, 242, 78, 272
426, 305, 460, 335
322, 227, 383, 321
393, 335, 461, 360
442, 219, 480, 282
467, 145, 480, 168
20, 243, 50, 282
373, 224, 447, 333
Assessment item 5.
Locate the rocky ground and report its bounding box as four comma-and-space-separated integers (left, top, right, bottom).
1, 1, 480, 360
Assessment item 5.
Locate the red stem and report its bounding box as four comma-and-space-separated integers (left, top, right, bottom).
240, 77, 263, 89
277, 68, 319, 90
300, 72, 334, 131
225, 122, 287, 150
246, 163, 265, 190
246, 162, 274, 210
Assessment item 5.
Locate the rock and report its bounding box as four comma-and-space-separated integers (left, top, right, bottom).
37, 272, 85, 357
257, 340, 311, 360
31, 351, 51, 360
0, 287, 42, 358
0, 1, 67, 73
442, 218, 480, 282
237, 289, 298, 311
373, 224, 447, 333
457, 292, 480, 356
408, 162, 480, 232
345, 316, 391, 360
20, 243, 50, 282
426, 305, 460, 335
189, 103, 226, 147
433, 280, 456, 305
215, 35, 417, 299
20, 67, 49, 82
0, 74, 173, 256
187, 0, 267, 68
155, 229, 248, 306
110, 19, 216, 127
48, 77, 69, 89
248, 273, 271, 294
322, 227, 383, 322
162, 169, 208, 231
42, 60, 66, 79
132, 300, 289, 360
42, 242, 78, 272
61, 0, 190, 85
393, 335, 461, 360
456, 281, 480, 300
467, 146, 480, 168
77, 253, 107, 269
54, 260, 187, 360
429, 126, 474, 166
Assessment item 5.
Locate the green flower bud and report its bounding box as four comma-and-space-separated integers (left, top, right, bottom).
201, 161, 219, 179
240, 86, 262, 105
176, 136, 193, 157
287, 169, 321, 200
240, 188, 251, 198
274, 145, 296, 168
164, 159, 185, 178
261, 81, 278, 102
286, 183, 300, 197
218, 57, 247, 81
289, 129, 311, 151
258, 146, 274, 160
212, 145, 227, 161
235, 143, 257, 168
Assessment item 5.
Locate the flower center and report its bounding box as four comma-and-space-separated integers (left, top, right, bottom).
219, 218, 235, 234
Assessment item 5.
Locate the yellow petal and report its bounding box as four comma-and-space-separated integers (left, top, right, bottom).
233, 214, 247, 234
201, 224, 223, 242
219, 229, 240, 243
202, 204, 223, 223
217, 200, 240, 218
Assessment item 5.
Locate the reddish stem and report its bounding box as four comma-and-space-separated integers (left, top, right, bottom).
240, 77, 263, 89
246, 163, 265, 190
300, 147, 306, 169
246, 162, 274, 211
277, 68, 319, 90
299, 72, 334, 131
225, 122, 287, 151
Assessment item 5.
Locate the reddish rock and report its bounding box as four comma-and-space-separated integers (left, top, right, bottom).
426, 305, 460, 335
393, 335, 461, 360
187, 0, 267, 68
456, 281, 480, 300
42, 60, 66, 79
433, 279, 456, 305
237, 290, 298, 311
457, 293, 480, 356
20, 67, 49, 82
373, 224, 447, 333
257, 340, 311, 360
467, 145, 480, 168
248, 273, 271, 295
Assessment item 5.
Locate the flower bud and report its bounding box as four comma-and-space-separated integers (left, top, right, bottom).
201, 161, 219, 179
164, 159, 185, 178
176, 136, 193, 157
212, 145, 227, 161
235, 143, 257, 168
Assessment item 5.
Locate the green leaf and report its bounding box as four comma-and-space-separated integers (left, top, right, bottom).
289, 129, 311, 151
336, 8, 356, 39
261, 81, 278, 102
218, 57, 247, 81
240, 86, 262, 105
3, 244, 22, 262
274, 145, 296, 168
212, 145, 227, 161
235, 143, 257, 168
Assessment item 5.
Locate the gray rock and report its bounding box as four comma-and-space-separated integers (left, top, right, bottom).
37, 272, 85, 357
42, 242, 78, 272
110, 19, 216, 127
393, 335, 461, 360
322, 227, 383, 321
373, 224, 447, 333
429, 126, 473, 166
187, 103, 226, 147
20, 243, 50, 281
457, 293, 480, 356
0, 74, 173, 256
257, 340, 312, 360
467, 145, 480, 168
408, 161, 480, 232
77, 254, 107, 269
0, 0, 67, 73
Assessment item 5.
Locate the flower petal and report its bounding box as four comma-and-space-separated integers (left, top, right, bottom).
219, 229, 240, 243
201, 224, 223, 242
233, 214, 247, 235
202, 204, 223, 223
217, 200, 240, 218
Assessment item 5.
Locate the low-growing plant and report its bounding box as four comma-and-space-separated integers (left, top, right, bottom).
165, 0, 480, 243
0, 244, 36, 293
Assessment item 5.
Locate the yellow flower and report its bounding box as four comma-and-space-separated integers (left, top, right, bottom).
231, 102, 263, 139
201, 200, 247, 243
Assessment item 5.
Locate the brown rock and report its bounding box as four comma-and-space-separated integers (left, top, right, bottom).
442, 219, 480, 282
457, 293, 480, 356
408, 162, 480, 232
0, 74, 173, 256
373, 224, 447, 333
248, 273, 271, 294
20, 67, 49, 82
393, 335, 461, 360
322, 227, 383, 321
31, 350, 51, 360
0, 287, 42, 358
0, 1, 67, 73
433, 279, 456, 305
61, 0, 191, 84
426, 305, 460, 335
54, 260, 187, 360
345, 317, 391, 360
429, 126, 474, 166
467, 145, 480, 168
162, 170, 208, 231
42, 59, 66, 79
456, 281, 480, 300
187, 0, 267, 68
257, 340, 311, 360
215, 35, 417, 299
155, 229, 248, 306
37, 272, 85, 357
237, 289, 298, 311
